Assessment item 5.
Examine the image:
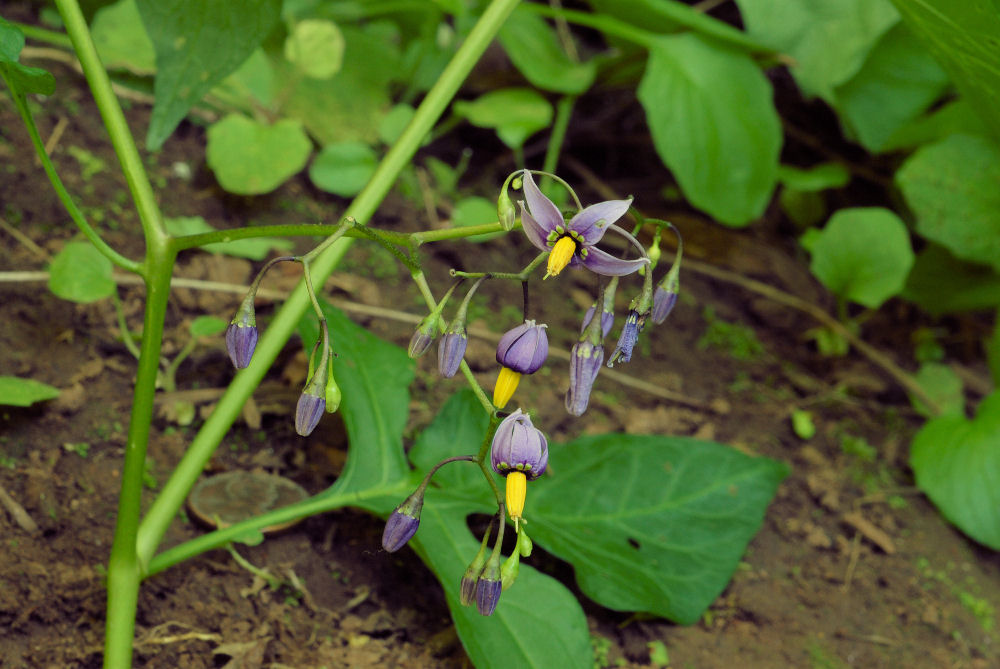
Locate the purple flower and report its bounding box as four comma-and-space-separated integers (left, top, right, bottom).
581, 304, 614, 340
382, 509, 420, 552
438, 329, 468, 378
490, 410, 549, 480
496, 320, 549, 374
519, 170, 648, 277
608, 310, 644, 367
476, 575, 502, 616
651, 286, 678, 325
295, 390, 325, 436
566, 340, 604, 416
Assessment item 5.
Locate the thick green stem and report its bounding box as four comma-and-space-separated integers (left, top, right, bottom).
136, 0, 524, 570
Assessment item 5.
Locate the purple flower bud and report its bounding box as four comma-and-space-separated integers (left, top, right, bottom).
225, 321, 258, 369
496, 320, 548, 374
382, 509, 420, 552
608, 310, 643, 367
490, 409, 548, 479
295, 390, 326, 436
651, 286, 678, 325
460, 571, 480, 606
438, 330, 468, 378
581, 305, 614, 340
408, 328, 434, 358
566, 340, 604, 416
476, 574, 502, 616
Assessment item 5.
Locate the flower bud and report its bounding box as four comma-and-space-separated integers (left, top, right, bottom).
498, 188, 517, 231
566, 340, 604, 416
460, 525, 493, 606
581, 304, 614, 340
496, 320, 549, 374
500, 550, 520, 592
382, 489, 424, 552
226, 298, 258, 369
651, 286, 678, 324
476, 560, 502, 616
608, 309, 644, 367
324, 370, 342, 413
491, 410, 548, 527
438, 329, 468, 378
408, 325, 435, 358
294, 390, 326, 436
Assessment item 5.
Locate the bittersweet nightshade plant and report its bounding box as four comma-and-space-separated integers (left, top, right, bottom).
491, 409, 549, 527
225, 297, 257, 369
493, 320, 549, 408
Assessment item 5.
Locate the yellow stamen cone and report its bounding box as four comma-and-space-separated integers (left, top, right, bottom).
506, 471, 527, 528
493, 367, 521, 408
545, 236, 576, 278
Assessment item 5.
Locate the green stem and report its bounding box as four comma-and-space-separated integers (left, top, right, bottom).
451, 251, 548, 281
540, 95, 576, 199
409, 222, 507, 245
135, 0, 524, 571
111, 290, 142, 360
161, 338, 197, 393
13, 21, 75, 49
55, 0, 167, 247
0, 69, 141, 274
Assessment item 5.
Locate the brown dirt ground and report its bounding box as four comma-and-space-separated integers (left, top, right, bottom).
2, 23, 999, 669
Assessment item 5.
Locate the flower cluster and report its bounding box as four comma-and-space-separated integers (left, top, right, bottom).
381, 168, 680, 615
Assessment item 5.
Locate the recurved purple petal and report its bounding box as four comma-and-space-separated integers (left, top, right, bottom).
521, 170, 563, 233
568, 197, 633, 245
519, 203, 552, 252
580, 246, 650, 276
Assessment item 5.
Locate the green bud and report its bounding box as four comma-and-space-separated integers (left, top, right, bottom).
500, 550, 520, 591
498, 189, 516, 231
324, 368, 341, 413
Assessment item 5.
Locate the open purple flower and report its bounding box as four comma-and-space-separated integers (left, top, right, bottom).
519, 170, 649, 278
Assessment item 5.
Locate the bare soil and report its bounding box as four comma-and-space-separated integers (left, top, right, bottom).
2, 30, 999, 669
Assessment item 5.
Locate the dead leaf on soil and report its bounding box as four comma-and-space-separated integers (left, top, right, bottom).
842, 511, 896, 554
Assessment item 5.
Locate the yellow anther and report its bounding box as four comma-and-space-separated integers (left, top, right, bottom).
492, 367, 521, 409
545, 236, 577, 278
506, 471, 527, 527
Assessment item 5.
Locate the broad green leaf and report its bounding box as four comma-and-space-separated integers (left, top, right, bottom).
498, 6, 596, 95
284, 19, 345, 80
911, 391, 1000, 549
892, 0, 1000, 138
453, 88, 553, 150
308, 141, 377, 197
883, 100, 992, 152
735, 0, 899, 102
91, 0, 155, 75
409, 390, 491, 496
300, 301, 413, 501
281, 23, 399, 145
0, 61, 55, 96
901, 245, 1000, 316
451, 196, 504, 242
777, 163, 850, 192
529, 433, 788, 624
189, 315, 227, 338
377, 104, 415, 145
909, 363, 964, 419
808, 207, 914, 308
897, 134, 1000, 272
211, 48, 275, 112
0, 17, 25, 63
834, 23, 949, 152
48, 241, 115, 303
0, 376, 60, 407
637, 34, 781, 226
988, 315, 1000, 387
163, 216, 293, 260
205, 115, 312, 195
135, 0, 282, 149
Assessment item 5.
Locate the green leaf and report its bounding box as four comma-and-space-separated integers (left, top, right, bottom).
163, 216, 293, 260
0, 17, 26, 63
300, 301, 414, 501
451, 196, 504, 242
988, 315, 1000, 387
189, 315, 227, 338
409, 391, 491, 496
280, 23, 399, 145
0, 376, 60, 407
0, 61, 55, 96
735, 0, 899, 102
883, 100, 992, 152
308, 141, 377, 197
377, 104, 415, 145
453, 88, 553, 150
896, 134, 1000, 272
529, 433, 788, 624
909, 363, 964, 419
91, 0, 155, 75
284, 19, 345, 80
637, 34, 781, 226
211, 48, 275, 111
834, 23, 950, 152
911, 391, 1000, 549
777, 163, 850, 192
48, 241, 115, 303
901, 245, 1000, 316
892, 0, 1000, 138
808, 207, 914, 308
135, 0, 282, 149
498, 6, 596, 95
205, 115, 312, 195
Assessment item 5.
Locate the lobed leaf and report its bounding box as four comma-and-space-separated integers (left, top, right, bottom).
637, 33, 781, 226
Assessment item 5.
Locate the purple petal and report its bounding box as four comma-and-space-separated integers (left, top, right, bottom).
580, 247, 650, 276
521, 170, 563, 232
568, 198, 632, 245
519, 203, 552, 252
